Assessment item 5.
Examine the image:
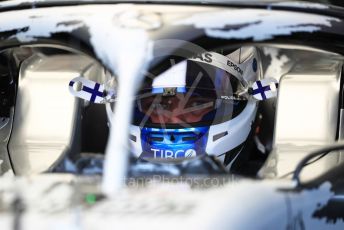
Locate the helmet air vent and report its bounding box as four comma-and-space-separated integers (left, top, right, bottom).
213, 131, 228, 142
130, 134, 137, 142
182, 136, 198, 141
170, 134, 176, 142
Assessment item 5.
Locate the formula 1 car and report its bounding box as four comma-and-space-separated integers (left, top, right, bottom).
0, 0, 344, 229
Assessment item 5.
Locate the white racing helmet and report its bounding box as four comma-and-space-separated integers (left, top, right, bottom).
128, 47, 262, 166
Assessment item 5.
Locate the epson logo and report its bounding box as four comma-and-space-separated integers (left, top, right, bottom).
152, 148, 197, 158
227, 60, 243, 75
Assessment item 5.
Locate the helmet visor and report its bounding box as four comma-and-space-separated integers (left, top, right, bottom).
134, 60, 247, 128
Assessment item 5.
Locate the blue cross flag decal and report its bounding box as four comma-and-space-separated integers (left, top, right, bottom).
69, 77, 106, 103
251, 78, 279, 101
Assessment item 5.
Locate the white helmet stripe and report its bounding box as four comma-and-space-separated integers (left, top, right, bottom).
189, 52, 245, 83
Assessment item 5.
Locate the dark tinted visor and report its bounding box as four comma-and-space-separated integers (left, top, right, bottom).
133, 60, 247, 128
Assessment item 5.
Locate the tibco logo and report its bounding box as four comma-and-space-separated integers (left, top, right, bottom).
152, 148, 197, 158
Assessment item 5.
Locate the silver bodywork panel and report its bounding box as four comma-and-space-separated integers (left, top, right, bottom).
8, 54, 98, 174
260, 51, 343, 180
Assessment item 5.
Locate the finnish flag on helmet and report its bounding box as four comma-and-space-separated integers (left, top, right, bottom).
251, 78, 278, 101
69, 77, 105, 103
